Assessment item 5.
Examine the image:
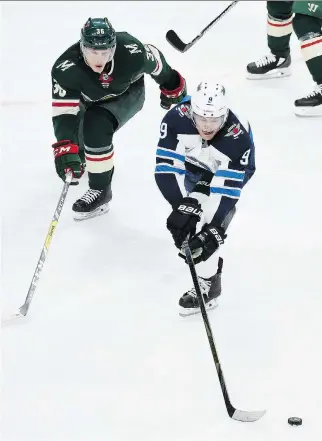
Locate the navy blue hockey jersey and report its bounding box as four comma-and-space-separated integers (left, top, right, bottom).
155, 98, 256, 226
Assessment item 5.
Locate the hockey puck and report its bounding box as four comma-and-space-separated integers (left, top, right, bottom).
288, 417, 302, 426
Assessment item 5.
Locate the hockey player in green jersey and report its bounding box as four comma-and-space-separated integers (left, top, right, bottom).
246, 1, 322, 116
52, 17, 187, 220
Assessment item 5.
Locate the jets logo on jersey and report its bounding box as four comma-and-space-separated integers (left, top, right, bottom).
177, 104, 190, 118
99, 72, 113, 88
225, 123, 243, 139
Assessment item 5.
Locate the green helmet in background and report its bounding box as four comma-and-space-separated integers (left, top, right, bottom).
81, 17, 116, 50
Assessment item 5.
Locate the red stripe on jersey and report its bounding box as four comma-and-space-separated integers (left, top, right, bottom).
301, 38, 322, 49
267, 19, 293, 27
85, 152, 114, 162
52, 102, 80, 107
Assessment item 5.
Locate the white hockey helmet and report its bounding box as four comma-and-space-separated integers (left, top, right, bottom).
190, 81, 228, 139
191, 81, 228, 118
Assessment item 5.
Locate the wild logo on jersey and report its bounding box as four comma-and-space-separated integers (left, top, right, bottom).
99, 72, 113, 88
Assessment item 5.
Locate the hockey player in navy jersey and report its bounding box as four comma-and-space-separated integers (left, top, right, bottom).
155, 81, 256, 316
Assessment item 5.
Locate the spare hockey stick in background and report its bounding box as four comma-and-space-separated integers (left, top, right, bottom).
166, 1, 239, 53
3, 171, 73, 322
183, 240, 266, 422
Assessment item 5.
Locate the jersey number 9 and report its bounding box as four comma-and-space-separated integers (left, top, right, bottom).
160, 122, 167, 139
240, 149, 250, 165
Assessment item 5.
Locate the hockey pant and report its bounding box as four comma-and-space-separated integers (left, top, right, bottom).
77, 76, 145, 190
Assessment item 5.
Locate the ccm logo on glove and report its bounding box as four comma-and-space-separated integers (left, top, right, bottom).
53, 144, 79, 158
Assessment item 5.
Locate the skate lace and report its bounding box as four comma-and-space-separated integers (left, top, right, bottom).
255, 53, 277, 68
79, 189, 102, 204
304, 84, 322, 98
186, 278, 212, 298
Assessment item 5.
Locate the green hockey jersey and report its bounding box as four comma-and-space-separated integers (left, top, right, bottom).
52, 32, 180, 142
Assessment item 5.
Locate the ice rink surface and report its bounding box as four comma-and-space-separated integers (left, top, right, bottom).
1, 2, 322, 440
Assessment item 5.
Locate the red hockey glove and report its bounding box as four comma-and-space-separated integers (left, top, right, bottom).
52, 140, 84, 182
160, 71, 187, 110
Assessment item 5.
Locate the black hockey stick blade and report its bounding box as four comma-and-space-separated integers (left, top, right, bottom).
183, 242, 266, 422
166, 1, 239, 53
166, 30, 191, 53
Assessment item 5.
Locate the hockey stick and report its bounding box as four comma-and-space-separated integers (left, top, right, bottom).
3, 171, 73, 322
183, 240, 266, 422
166, 1, 239, 53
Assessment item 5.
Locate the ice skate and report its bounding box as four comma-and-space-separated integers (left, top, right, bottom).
246, 53, 291, 79
179, 258, 223, 317
72, 186, 112, 221
294, 84, 322, 116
